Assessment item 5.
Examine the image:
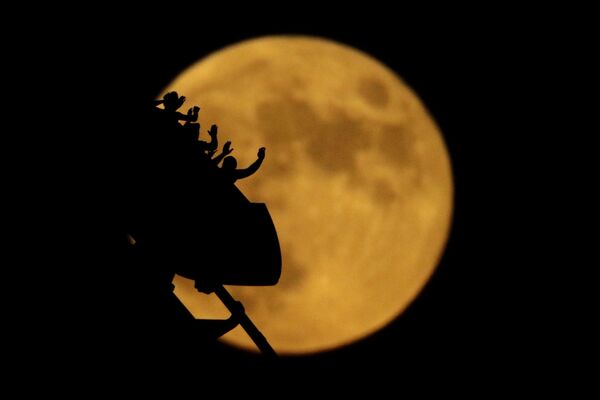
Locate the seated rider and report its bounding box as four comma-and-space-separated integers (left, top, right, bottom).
219, 147, 266, 185
152, 91, 199, 126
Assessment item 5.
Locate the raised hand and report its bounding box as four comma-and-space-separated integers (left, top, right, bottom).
223, 141, 233, 155
208, 124, 218, 137
257, 147, 266, 159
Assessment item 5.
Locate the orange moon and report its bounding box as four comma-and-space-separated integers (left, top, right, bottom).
164, 36, 453, 355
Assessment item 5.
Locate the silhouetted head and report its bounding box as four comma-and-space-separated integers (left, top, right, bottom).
162, 91, 185, 111
222, 156, 237, 171
182, 122, 200, 139
185, 121, 200, 132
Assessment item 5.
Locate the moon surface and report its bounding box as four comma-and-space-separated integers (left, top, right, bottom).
165, 36, 453, 355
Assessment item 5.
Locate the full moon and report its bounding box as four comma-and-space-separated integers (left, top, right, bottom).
164, 36, 453, 355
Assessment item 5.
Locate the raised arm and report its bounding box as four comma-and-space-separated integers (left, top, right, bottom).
234, 147, 266, 180
206, 124, 219, 153
177, 106, 200, 123
211, 141, 233, 165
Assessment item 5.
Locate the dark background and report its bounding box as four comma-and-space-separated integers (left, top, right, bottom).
19, 9, 580, 385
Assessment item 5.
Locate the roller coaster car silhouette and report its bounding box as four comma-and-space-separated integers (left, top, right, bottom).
128, 106, 281, 355
134, 174, 282, 289
176, 185, 282, 287
132, 103, 281, 288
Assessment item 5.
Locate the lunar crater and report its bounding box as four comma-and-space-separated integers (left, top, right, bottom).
358, 77, 390, 109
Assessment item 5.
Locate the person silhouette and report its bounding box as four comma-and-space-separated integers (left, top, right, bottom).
180, 121, 219, 155
210, 141, 234, 166
197, 124, 219, 156
152, 91, 199, 126
220, 147, 266, 184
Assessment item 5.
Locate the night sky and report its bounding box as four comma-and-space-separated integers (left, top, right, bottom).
23, 10, 571, 386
